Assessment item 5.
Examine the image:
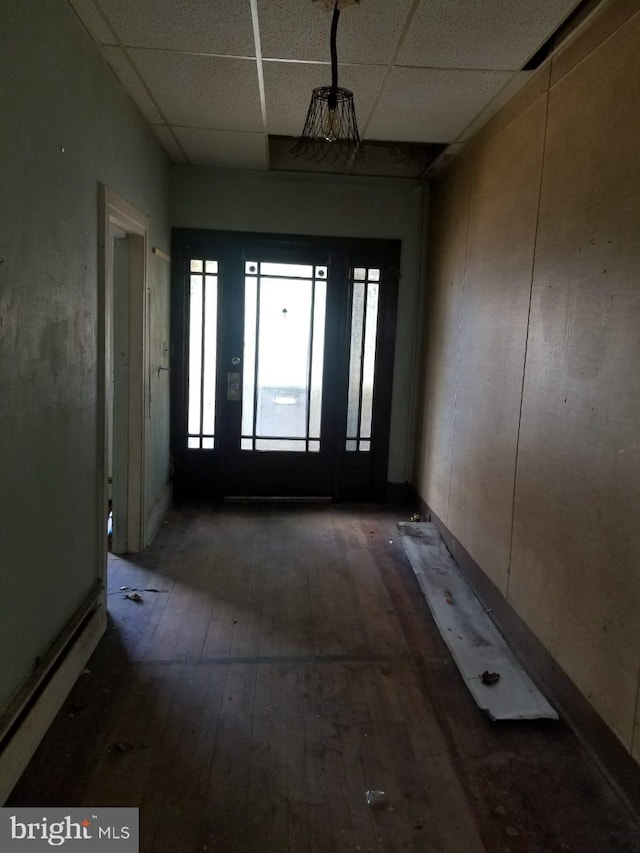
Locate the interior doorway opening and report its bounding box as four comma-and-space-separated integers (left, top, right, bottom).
100, 188, 149, 567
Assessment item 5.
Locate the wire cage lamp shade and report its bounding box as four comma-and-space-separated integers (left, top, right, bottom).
293, 85, 361, 163
292, 1, 362, 164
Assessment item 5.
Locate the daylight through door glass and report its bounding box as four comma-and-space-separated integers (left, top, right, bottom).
241, 261, 327, 452
346, 267, 380, 452
187, 258, 218, 449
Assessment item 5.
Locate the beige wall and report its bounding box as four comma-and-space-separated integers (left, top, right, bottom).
416, 0, 640, 756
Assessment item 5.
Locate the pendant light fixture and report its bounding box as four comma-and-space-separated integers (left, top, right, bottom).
292, 0, 362, 164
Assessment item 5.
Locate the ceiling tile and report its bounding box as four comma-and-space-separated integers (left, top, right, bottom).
152, 126, 188, 164
366, 67, 513, 143
129, 51, 263, 132
397, 0, 581, 70
263, 61, 385, 136
101, 46, 163, 123
173, 128, 268, 169
68, 0, 117, 43
257, 0, 413, 65
97, 0, 255, 55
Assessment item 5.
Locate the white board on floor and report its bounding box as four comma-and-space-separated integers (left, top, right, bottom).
398, 522, 558, 721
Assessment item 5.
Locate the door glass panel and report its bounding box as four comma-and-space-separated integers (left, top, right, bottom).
260, 262, 314, 278
241, 262, 326, 452
256, 277, 310, 439
241, 275, 258, 437
202, 274, 218, 435
361, 281, 379, 439
346, 282, 365, 438
309, 281, 326, 439
346, 268, 380, 452
187, 273, 203, 442
187, 259, 218, 449
256, 438, 306, 452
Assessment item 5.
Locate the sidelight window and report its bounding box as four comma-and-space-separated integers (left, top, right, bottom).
346, 267, 380, 452
187, 259, 218, 449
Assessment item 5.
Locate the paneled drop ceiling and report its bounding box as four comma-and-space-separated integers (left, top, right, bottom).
68, 0, 588, 175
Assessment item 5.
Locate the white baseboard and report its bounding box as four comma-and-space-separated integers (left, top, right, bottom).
0, 606, 106, 804
145, 482, 172, 548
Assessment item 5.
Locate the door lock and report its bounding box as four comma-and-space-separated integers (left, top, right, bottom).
227, 372, 241, 401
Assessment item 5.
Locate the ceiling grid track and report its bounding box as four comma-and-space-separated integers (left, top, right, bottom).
249, 0, 271, 168
92, 0, 191, 164
358, 0, 423, 141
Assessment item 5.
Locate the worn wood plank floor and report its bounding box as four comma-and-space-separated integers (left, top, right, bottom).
9, 503, 640, 852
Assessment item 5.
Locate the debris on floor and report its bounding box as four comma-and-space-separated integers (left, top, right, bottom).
481, 670, 501, 686
115, 586, 169, 598
365, 790, 388, 808
410, 513, 421, 522
109, 739, 134, 754
124, 591, 143, 603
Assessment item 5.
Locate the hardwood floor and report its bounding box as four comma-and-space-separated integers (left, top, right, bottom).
9, 503, 640, 852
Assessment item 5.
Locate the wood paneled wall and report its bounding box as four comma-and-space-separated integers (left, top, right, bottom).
415, 0, 640, 756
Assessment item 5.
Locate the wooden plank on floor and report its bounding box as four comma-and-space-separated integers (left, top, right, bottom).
398, 522, 558, 720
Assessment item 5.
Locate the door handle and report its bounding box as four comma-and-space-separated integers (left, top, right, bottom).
227, 371, 241, 401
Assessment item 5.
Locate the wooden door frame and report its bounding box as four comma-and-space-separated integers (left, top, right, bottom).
171, 228, 400, 501
98, 186, 149, 564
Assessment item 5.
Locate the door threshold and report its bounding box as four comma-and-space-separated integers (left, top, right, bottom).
224, 496, 332, 503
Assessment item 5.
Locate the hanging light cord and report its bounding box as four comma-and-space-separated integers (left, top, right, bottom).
291, 0, 361, 162
329, 1, 340, 106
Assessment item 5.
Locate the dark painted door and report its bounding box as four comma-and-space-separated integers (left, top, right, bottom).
171, 230, 399, 500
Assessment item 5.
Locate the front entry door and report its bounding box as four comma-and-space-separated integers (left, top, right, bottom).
172, 230, 399, 500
